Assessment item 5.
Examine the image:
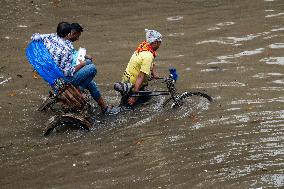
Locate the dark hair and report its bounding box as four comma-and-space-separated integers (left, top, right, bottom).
71, 23, 83, 33
56, 22, 71, 37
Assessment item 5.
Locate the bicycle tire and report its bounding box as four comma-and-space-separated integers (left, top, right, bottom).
171, 91, 213, 108
44, 114, 91, 136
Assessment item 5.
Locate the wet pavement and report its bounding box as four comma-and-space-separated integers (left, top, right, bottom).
1, 0, 284, 188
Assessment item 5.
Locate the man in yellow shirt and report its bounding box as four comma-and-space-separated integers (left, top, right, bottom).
115, 29, 162, 106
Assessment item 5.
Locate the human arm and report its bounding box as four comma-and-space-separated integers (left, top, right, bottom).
151, 64, 160, 79
128, 71, 146, 105
85, 54, 94, 61
127, 52, 153, 105
74, 59, 86, 72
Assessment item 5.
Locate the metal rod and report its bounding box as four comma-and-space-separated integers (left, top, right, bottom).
134, 90, 169, 94
130, 92, 170, 97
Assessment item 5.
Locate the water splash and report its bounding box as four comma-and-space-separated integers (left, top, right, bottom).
260, 57, 284, 65
166, 16, 183, 21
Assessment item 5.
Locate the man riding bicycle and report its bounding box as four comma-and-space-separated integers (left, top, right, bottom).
114, 29, 163, 106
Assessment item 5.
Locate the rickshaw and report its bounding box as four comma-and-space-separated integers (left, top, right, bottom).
26, 41, 213, 136
26, 40, 93, 136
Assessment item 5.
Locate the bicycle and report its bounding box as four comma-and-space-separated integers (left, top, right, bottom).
115, 68, 213, 109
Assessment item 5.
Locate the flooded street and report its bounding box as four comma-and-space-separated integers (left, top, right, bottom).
1, 0, 284, 188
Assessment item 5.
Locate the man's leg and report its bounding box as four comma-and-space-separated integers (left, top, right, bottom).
71, 64, 97, 88
136, 86, 152, 104
85, 81, 105, 108
70, 63, 120, 114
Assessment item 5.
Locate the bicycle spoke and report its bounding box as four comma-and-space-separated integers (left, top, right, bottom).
162, 98, 172, 107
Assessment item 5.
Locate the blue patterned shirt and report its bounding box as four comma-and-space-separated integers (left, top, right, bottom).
31, 33, 76, 76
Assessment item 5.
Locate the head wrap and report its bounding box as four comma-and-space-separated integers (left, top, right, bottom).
145, 29, 162, 44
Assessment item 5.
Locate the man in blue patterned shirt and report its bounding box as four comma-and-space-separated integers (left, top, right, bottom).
31, 22, 119, 114
32, 22, 77, 76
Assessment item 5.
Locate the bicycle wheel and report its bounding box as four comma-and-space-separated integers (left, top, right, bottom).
44, 114, 92, 136
171, 91, 213, 108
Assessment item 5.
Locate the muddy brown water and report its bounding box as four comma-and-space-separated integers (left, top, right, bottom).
1, 0, 284, 188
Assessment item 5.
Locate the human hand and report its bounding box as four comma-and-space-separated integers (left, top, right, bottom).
151, 71, 160, 79
152, 75, 160, 80
85, 54, 94, 61
78, 59, 86, 66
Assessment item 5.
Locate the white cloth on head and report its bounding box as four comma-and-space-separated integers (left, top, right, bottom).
145, 29, 162, 44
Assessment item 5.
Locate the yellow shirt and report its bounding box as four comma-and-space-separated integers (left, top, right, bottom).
122, 51, 154, 85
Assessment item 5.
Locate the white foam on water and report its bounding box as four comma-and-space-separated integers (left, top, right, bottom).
234, 48, 265, 57
130, 114, 156, 128
264, 0, 275, 1
226, 107, 241, 111
196, 39, 230, 45
84, 151, 95, 156
17, 25, 27, 28
264, 35, 280, 39
196, 61, 206, 65
251, 87, 284, 91
206, 22, 234, 31
260, 57, 284, 65
227, 35, 260, 43
216, 22, 235, 26
0, 77, 12, 85
201, 68, 221, 72
168, 33, 184, 37
208, 27, 221, 31
231, 48, 264, 58
166, 16, 183, 21
271, 27, 284, 32
207, 59, 231, 65
236, 66, 253, 72
266, 12, 284, 18
197, 34, 264, 46
191, 123, 204, 129
272, 79, 284, 84
168, 135, 185, 142
261, 174, 284, 188
196, 109, 284, 130
174, 54, 184, 58
209, 154, 226, 164
201, 67, 227, 72
193, 81, 246, 89
266, 73, 283, 76
185, 67, 191, 71
209, 48, 264, 65
235, 115, 250, 123
269, 43, 284, 49
231, 96, 284, 105
265, 10, 275, 12
4, 36, 10, 39
252, 73, 283, 78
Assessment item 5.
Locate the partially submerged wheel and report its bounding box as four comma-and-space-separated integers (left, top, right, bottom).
171, 91, 213, 108
44, 114, 92, 136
